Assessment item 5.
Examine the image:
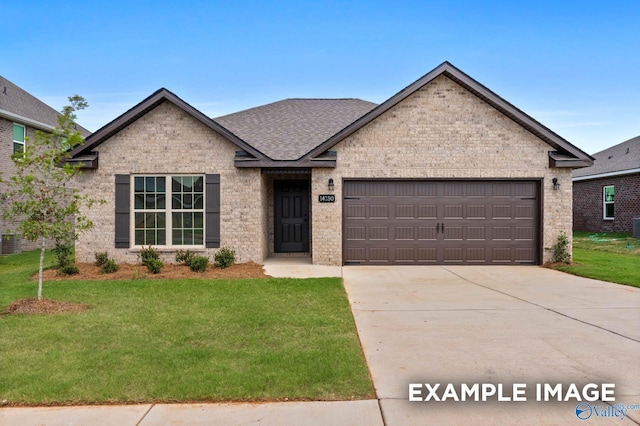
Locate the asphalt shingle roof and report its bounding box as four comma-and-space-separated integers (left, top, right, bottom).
214, 98, 377, 160
573, 135, 640, 177
0, 75, 90, 136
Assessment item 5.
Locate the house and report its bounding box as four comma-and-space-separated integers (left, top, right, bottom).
67, 62, 593, 266
0, 76, 89, 253
573, 135, 640, 234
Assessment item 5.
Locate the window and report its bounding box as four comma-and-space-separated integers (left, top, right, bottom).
603, 185, 614, 219
12, 123, 25, 154
132, 175, 204, 246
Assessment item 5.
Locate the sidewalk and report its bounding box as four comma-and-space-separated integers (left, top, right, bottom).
0, 400, 383, 426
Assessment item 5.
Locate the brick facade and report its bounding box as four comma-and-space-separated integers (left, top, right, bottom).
0, 117, 53, 252
310, 75, 573, 265
74, 101, 267, 264
573, 174, 640, 233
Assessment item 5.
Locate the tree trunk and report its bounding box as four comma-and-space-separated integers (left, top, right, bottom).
38, 237, 45, 300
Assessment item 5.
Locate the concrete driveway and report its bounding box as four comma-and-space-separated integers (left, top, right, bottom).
343, 266, 640, 425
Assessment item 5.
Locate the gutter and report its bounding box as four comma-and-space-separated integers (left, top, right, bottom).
0, 108, 56, 132
573, 168, 640, 181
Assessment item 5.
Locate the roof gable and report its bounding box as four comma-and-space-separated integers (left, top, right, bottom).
69, 88, 266, 161
573, 135, 640, 178
301, 62, 594, 167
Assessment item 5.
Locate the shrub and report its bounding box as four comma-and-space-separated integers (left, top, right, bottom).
57, 264, 79, 276
146, 258, 164, 274
553, 232, 571, 264
189, 255, 209, 272
175, 249, 196, 266
53, 242, 73, 268
214, 246, 235, 269
101, 258, 119, 274
139, 246, 160, 267
94, 251, 109, 267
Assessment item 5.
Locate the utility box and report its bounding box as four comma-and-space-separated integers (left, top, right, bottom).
1, 234, 22, 255
633, 218, 640, 238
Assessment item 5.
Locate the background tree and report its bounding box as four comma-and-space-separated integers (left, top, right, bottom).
1, 95, 102, 300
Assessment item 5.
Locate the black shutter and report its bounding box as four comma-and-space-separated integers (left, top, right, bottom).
205, 174, 221, 248
114, 174, 130, 248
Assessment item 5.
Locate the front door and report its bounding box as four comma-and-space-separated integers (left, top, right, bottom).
274, 180, 310, 252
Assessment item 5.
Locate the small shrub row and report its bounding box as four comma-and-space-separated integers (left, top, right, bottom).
214, 247, 235, 269
175, 249, 209, 272
139, 246, 163, 274
95, 251, 119, 274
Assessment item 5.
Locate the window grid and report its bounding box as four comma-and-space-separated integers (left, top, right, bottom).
13, 123, 25, 154
133, 175, 204, 247
603, 185, 614, 220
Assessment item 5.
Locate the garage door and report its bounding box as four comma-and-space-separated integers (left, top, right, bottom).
343, 180, 540, 265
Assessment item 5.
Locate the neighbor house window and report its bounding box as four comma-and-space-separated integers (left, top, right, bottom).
603, 185, 614, 220
13, 123, 25, 154
133, 175, 204, 246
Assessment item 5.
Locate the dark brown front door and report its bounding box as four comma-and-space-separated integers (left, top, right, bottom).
343, 180, 540, 265
275, 180, 310, 253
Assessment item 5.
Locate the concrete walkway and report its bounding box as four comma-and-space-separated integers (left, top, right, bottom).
2, 264, 639, 425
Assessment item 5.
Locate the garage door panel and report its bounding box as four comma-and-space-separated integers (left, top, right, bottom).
417, 204, 437, 219
343, 180, 539, 265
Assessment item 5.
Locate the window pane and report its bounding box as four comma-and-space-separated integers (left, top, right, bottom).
183, 194, 193, 209
157, 230, 166, 245
146, 176, 155, 192
194, 194, 203, 209
146, 194, 156, 209
172, 176, 181, 193
134, 177, 144, 192
156, 194, 166, 209
604, 186, 614, 202
172, 230, 182, 245
157, 213, 166, 228
172, 194, 182, 209
145, 230, 155, 245
184, 230, 193, 245
135, 213, 145, 229
13, 124, 25, 141
135, 230, 145, 245
172, 213, 182, 228
194, 213, 203, 228
134, 194, 144, 209
193, 230, 203, 245
156, 177, 166, 193
13, 142, 23, 154
146, 212, 156, 228
193, 176, 203, 192
605, 204, 614, 218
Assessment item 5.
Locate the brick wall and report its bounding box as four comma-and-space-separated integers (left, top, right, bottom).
0, 117, 54, 252
311, 75, 574, 265
74, 101, 266, 264
573, 174, 640, 233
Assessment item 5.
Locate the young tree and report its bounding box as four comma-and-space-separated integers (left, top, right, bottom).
1, 95, 102, 300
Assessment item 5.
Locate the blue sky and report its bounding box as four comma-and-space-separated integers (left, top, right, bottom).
2, 0, 638, 154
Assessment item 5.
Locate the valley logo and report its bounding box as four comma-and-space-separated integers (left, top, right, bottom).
575, 402, 640, 421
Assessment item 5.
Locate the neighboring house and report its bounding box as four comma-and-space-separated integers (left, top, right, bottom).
68, 62, 593, 266
0, 75, 90, 253
573, 135, 640, 234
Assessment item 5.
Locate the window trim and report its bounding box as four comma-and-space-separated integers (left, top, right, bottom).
603, 185, 614, 220
130, 174, 205, 248
12, 123, 26, 154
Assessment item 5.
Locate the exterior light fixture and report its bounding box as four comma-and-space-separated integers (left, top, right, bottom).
328, 178, 334, 191
552, 178, 560, 190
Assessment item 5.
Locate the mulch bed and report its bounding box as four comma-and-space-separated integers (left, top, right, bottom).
1, 298, 90, 316
4, 262, 270, 317
37, 262, 270, 281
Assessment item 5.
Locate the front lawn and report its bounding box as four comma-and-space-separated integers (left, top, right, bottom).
554, 232, 640, 288
0, 251, 374, 405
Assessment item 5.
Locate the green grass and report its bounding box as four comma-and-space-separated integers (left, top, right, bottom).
554, 232, 640, 288
0, 251, 374, 405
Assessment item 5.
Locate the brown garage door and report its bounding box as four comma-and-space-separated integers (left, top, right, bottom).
343, 180, 540, 265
